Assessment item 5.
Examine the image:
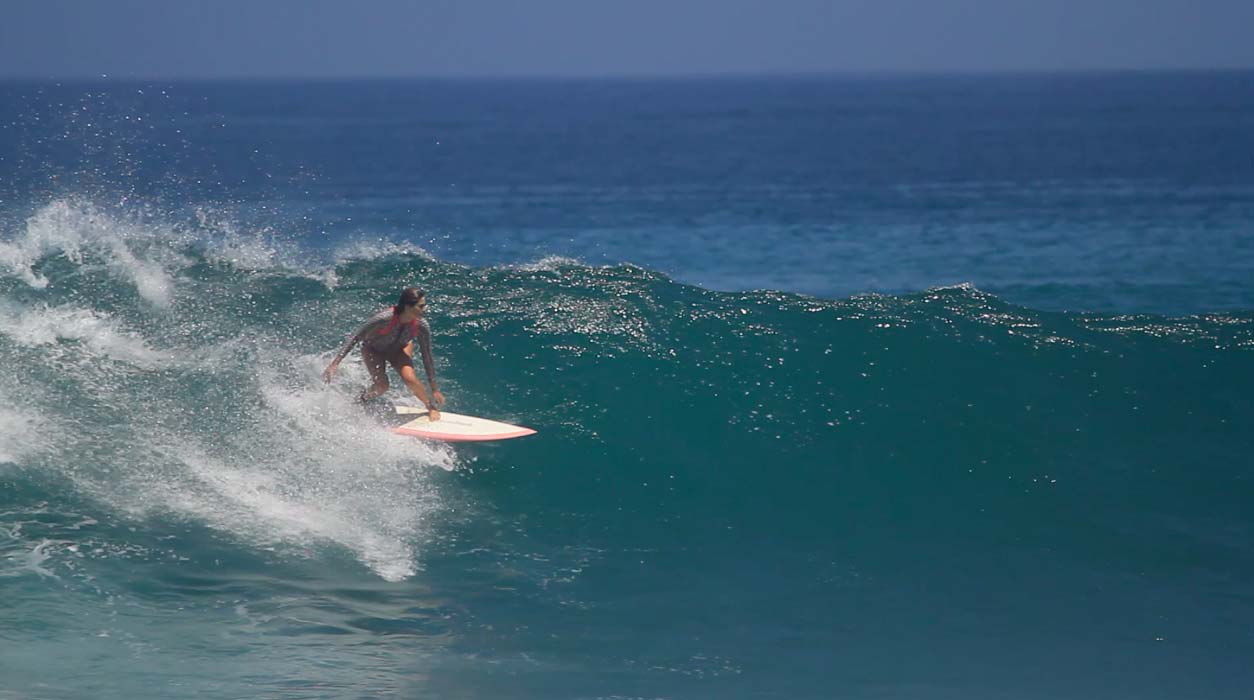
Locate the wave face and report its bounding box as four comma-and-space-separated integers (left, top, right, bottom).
2, 199, 1254, 698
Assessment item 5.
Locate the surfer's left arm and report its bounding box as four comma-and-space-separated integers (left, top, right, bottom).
412, 321, 444, 407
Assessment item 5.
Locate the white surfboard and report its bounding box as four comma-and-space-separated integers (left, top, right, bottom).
389, 404, 536, 442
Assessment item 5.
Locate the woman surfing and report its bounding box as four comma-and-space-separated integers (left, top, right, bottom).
323, 287, 445, 421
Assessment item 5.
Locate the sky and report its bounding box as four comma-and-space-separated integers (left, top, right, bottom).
2, 0, 1253, 79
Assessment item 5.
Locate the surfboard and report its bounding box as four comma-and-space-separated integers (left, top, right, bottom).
388, 404, 536, 442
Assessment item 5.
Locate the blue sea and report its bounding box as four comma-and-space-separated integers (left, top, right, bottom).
2, 73, 1254, 699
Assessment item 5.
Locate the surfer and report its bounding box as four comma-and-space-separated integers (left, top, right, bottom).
323, 287, 445, 421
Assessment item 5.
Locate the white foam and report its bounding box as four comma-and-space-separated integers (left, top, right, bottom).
177, 451, 421, 581
0, 199, 181, 307
0, 538, 61, 579
104, 239, 175, 308
192, 208, 285, 271
64, 355, 455, 582
516, 255, 585, 272
0, 200, 458, 581
188, 210, 350, 287
0, 404, 48, 465
0, 303, 169, 369
332, 239, 434, 264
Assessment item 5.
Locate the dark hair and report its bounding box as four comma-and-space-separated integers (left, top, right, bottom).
392, 287, 425, 315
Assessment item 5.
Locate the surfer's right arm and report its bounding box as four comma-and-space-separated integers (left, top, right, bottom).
323, 317, 380, 382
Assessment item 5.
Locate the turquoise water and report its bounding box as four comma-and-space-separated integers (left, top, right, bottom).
3, 75, 1254, 698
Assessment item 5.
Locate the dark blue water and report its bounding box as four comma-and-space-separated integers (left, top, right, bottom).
2, 74, 1254, 699
5, 74, 1254, 312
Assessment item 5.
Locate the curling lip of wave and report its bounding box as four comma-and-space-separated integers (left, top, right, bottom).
1, 199, 180, 307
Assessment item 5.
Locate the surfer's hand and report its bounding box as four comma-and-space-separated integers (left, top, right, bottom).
427, 408, 441, 422
322, 362, 338, 383
432, 390, 445, 408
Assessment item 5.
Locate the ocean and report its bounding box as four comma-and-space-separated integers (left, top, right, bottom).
2, 73, 1253, 699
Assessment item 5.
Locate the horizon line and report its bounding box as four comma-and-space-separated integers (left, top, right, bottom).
3, 66, 1254, 83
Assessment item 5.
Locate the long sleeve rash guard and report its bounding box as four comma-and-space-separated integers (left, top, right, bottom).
335, 310, 438, 389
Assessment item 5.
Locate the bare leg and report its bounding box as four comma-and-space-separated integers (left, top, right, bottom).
358, 348, 390, 404
356, 379, 389, 404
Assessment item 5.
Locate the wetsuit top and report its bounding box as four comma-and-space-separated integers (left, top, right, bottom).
335, 309, 438, 388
